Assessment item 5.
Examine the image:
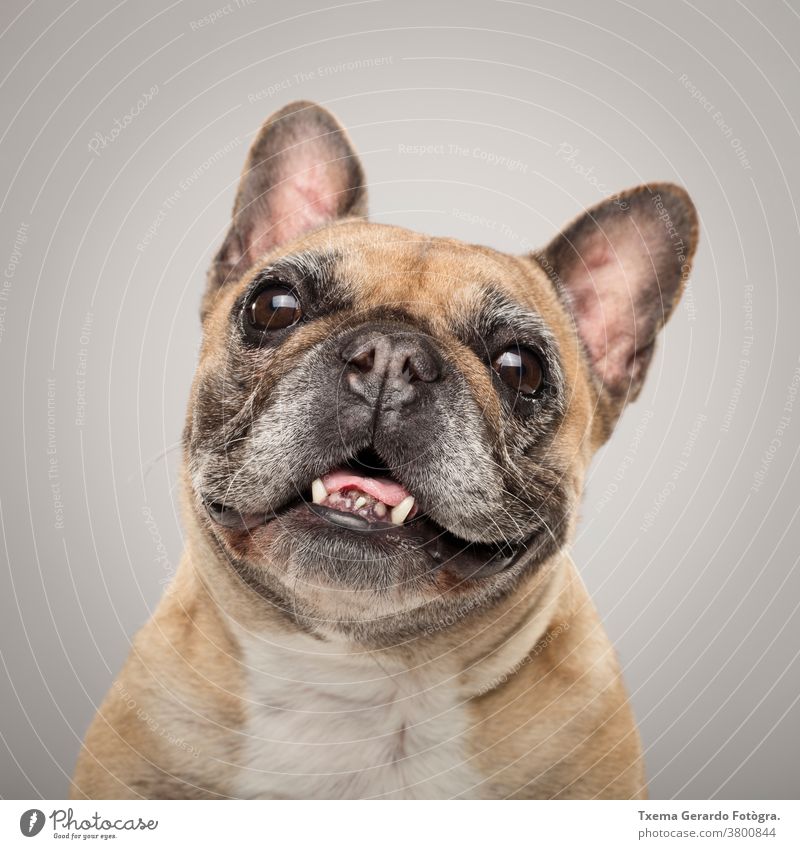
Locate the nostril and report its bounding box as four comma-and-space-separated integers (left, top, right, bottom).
348, 347, 375, 373
403, 352, 440, 384
401, 357, 419, 384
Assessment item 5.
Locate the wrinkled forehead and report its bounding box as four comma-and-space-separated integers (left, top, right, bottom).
249, 220, 566, 333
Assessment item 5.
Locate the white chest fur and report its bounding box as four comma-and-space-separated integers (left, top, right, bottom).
231, 630, 484, 799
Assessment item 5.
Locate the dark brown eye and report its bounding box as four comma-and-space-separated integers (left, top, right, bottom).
492, 346, 544, 396
246, 285, 302, 331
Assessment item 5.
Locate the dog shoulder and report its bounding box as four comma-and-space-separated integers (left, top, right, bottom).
71, 563, 245, 799
466, 570, 646, 799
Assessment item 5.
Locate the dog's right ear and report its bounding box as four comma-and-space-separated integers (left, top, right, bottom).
203, 100, 367, 316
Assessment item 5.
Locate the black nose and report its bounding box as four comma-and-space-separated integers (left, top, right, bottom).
340, 326, 441, 409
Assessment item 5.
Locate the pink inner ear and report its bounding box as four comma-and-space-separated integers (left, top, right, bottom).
249, 150, 347, 259
568, 226, 655, 389
546, 184, 696, 402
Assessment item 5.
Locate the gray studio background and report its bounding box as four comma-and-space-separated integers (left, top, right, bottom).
1, 0, 799, 799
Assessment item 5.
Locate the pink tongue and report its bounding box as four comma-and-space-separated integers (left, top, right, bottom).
321, 469, 412, 507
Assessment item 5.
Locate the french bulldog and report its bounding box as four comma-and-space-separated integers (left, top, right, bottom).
72, 100, 698, 799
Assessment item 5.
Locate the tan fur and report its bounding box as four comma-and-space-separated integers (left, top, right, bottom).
72, 221, 646, 799
73, 101, 697, 798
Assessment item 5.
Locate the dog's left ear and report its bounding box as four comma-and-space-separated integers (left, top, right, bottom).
539, 183, 698, 424
204, 100, 367, 315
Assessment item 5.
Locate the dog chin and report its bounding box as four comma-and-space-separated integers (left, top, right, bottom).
207, 488, 535, 575
206, 499, 559, 613
196, 444, 572, 634
195, 475, 573, 640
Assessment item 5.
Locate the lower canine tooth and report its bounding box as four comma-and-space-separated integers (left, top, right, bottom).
311, 478, 328, 504
390, 495, 415, 525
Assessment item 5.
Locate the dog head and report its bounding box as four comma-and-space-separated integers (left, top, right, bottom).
184, 101, 698, 641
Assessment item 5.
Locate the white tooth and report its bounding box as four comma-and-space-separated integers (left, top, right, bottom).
354, 496, 367, 509
311, 478, 328, 504
390, 495, 415, 525
374, 502, 387, 518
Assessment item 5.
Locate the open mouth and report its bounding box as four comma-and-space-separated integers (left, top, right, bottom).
307, 447, 418, 529
204, 447, 531, 577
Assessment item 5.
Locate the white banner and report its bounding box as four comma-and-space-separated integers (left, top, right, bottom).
2, 800, 798, 848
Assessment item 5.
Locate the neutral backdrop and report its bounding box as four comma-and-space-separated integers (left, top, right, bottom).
1, 0, 798, 799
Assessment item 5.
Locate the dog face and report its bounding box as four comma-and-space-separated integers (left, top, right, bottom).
185, 101, 698, 640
